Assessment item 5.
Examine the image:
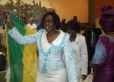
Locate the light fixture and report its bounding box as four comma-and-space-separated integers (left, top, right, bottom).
47, 0, 55, 12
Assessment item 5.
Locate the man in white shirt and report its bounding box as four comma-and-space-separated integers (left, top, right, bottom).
27, 18, 37, 30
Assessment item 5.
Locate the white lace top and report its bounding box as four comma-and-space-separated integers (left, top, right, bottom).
8, 28, 78, 82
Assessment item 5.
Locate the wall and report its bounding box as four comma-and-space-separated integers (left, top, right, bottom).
52, 0, 88, 23
95, 0, 114, 17
1, 0, 88, 23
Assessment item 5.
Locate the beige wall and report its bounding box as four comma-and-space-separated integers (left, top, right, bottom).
51, 0, 88, 23
95, 18, 101, 28
1, 0, 88, 23
95, 18, 105, 36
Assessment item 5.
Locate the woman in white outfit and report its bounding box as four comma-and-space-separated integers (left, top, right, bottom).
5, 12, 78, 82
67, 20, 88, 82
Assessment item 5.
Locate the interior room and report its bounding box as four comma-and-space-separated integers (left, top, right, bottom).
0, 0, 114, 82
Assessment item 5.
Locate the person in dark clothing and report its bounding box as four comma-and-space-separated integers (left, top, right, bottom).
60, 18, 67, 32
83, 23, 102, 74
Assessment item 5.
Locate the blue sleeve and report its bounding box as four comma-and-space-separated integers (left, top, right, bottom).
8, 27, 42, 45
37, 24, 44, 31
36, 25, 39, 31
92, 39, 106, 64
63, 35, 78, 82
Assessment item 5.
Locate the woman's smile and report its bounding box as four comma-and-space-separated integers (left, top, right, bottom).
43, 15, 55, 33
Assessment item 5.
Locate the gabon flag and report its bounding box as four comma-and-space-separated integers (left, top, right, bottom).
6, 13, 38, 82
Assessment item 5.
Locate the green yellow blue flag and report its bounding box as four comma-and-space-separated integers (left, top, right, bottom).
6, 13, 38, 82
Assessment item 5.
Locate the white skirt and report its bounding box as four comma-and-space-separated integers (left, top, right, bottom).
36, 68, 68, 82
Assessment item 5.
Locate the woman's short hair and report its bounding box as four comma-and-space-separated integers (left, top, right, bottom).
67, 20, 81, 33
41, 12, 61, 30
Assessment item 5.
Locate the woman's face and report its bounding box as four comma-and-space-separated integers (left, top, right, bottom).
67, 27, 76, 37
43, 15, 56, 33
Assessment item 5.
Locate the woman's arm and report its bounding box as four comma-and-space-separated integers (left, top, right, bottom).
90, 39, 106, 68
63, 34, 78, 82
8, 27, 39, 45
80, 36, 88, 80
5, 12, 41, 45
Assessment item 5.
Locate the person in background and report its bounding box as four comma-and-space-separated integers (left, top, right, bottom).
67, 20, 88, 82
27, 18, 37, 30
5, 12, 78, 82
72, 16, 80, 26
60, 18, 67, 32
67, 16, 81, 29
90, 5, 114, 82
36, 6, 47, 31
73, 16, 78, 23
83, 23, 102, 75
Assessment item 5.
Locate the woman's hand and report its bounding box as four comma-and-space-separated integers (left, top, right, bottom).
81, 75, 87, 81
3, 11, 14, 29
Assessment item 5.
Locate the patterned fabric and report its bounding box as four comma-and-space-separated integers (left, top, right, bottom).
99, 6, 114, 32
8, 28, 78, 82
92, 40, 106, 64
92, 34, 114, 82
70, 34, 88, 75
70, 34, 88, 82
